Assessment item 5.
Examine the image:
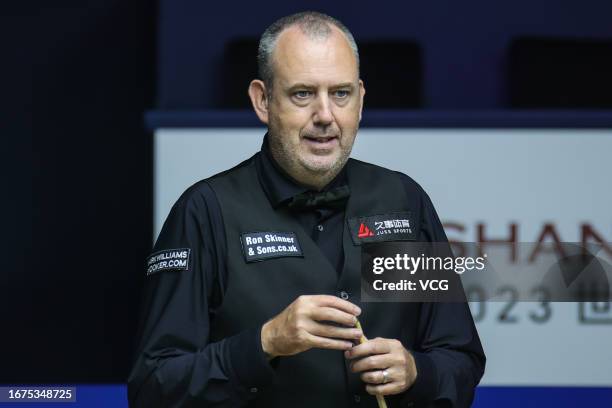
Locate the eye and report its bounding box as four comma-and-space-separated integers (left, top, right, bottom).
333, 89, 350, 99
294, 90, 313, 99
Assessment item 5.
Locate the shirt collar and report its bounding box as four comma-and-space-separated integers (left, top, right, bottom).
256, 134, 348, 209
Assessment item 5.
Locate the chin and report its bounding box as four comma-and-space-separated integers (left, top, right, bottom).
300, 156, 341, 174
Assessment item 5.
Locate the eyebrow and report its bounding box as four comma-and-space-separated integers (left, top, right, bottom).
286, 82, 355, 91
330, 82, 355, 89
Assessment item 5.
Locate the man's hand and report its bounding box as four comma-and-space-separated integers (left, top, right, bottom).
345, 337, 417, 396
261, 295, 363, 358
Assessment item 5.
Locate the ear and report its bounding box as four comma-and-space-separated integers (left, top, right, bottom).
358, 79, 365, 122
248, 79, 269, 124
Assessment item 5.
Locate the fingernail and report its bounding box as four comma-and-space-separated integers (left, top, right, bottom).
355, 307, 362, 316
344, 350, 350, 359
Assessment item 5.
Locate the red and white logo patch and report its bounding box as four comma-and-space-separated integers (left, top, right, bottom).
349, 212, 416, 245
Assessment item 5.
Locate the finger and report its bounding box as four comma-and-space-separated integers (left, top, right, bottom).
310, 295, 361, 316
360, 369, 391, 385
305, 332, 354, 351
308, 321, 363, 340
310, 306, 359, 327
366, 382, 403, 397
350, 354, 394, 373
345, 338, 392, 360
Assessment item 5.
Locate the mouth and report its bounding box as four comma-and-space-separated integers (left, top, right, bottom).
302, 135, 339, 148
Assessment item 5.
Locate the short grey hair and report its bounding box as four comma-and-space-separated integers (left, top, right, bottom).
257, 11, 360, 89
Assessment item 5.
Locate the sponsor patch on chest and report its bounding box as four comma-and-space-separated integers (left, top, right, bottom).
240, 231, 303, 262
348, 212, 417, 245
146, 248, 191, 275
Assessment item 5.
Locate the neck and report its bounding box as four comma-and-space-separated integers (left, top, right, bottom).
293, 170, 337, 191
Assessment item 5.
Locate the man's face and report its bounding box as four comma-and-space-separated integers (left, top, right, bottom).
264, 25, 365, 187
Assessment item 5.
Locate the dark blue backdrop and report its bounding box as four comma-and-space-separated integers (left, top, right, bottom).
157, 0, 612, 109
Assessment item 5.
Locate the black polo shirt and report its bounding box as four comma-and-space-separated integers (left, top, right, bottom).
127, 136, 484, 407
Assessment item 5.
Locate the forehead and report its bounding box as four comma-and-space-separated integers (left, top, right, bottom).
272, 24, 358, 86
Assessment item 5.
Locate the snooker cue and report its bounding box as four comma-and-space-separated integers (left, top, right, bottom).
355, 320, 388, 408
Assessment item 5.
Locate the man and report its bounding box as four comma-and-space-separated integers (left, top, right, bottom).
128, 11, 485, 408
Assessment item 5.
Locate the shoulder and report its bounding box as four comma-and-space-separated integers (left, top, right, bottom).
347, 158, 431, 202
171, 180, 217, 217
394, 171, 433, 204
173, 154, 258, 212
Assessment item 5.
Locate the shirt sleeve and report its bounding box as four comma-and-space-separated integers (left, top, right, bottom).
396, 174, 486, 408
127, 182, 275, 407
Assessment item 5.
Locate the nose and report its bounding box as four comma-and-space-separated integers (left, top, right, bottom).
313, 93, 333, 126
